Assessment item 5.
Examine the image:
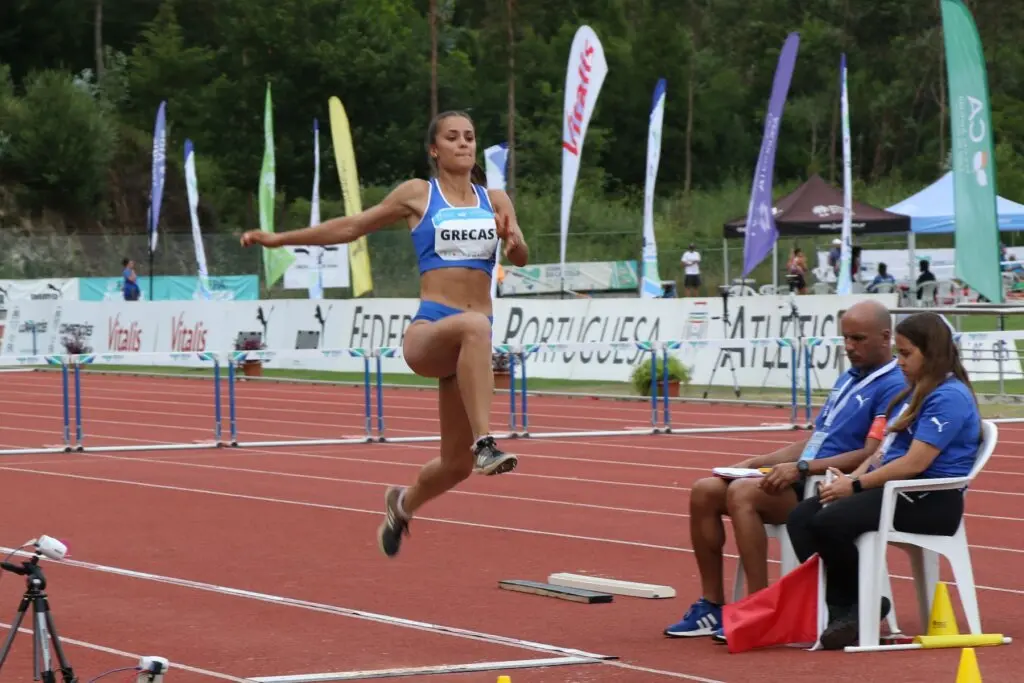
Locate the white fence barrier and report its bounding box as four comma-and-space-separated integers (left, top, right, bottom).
2, 293, 1021, 389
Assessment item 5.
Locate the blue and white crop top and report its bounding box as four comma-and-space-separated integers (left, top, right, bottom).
411, 178, 499, 276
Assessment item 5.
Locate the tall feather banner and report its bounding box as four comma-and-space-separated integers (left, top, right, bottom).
184, 139, 211, 300
308, 118, 324, 300
836, 54, 854, 295
260, 83, 295, 288
328, 96, 373, 297
941, 0, 1003, 303
149, 101, 167, 255
147, 100, 167, 299
560, 25, 608, 292
742, 33, 800, 277
640, 78, 666, 298
484, 142, 509, 300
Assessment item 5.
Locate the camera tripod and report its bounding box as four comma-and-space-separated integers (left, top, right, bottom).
702, 287, 741, 399
0, 553, 78, 683
762, 295, 823, 393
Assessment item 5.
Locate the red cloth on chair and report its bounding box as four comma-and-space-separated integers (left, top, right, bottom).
722, 554, 820, 654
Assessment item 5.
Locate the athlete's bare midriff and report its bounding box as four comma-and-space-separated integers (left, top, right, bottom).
419, 268, 493, 316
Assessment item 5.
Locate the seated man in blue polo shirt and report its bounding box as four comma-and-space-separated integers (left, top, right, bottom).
664, 299, 906, 640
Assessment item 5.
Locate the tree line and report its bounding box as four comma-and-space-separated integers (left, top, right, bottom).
1, 0, 1022, 291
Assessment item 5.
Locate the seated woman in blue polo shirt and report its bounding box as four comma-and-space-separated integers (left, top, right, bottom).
786, 311, 982, 650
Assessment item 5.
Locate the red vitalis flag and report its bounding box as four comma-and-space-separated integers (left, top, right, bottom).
722, 554, 820, 654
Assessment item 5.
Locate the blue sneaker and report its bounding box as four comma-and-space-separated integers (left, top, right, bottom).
711, 626, 727, 644
663, 598, 722, 637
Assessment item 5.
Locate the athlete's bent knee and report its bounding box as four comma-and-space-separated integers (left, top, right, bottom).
456, 312, 492, 344
690, 476, 728, 513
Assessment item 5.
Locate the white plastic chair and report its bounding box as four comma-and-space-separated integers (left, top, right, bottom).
934, 279, 960, 306
845, 420, 998, 652
916, 280, 938, 307
729, 472, 900, 640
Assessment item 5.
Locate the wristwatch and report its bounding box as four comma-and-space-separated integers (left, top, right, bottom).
851, 477, 863, 494
797, 460, 809, 478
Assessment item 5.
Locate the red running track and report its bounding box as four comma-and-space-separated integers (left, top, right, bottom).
0, 371, 1020, 682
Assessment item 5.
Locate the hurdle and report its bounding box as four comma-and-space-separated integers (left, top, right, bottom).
228, 348, 380, 448
0, 333, 907, 456
0, 353, 74, 455
68, 351, 225, 453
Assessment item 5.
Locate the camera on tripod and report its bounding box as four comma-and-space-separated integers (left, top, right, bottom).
0, 535, 77, 682
0, 536, 171, 683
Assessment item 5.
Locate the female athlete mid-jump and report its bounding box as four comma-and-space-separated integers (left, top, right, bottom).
240, 110, 529, 558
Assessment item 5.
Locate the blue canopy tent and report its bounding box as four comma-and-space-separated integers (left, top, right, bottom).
886, 172, 1024, 290
886, 171, 1024, 234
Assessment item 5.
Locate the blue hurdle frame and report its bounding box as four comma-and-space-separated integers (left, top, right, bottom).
67, 353, 225, 452
228, 350, 378, 448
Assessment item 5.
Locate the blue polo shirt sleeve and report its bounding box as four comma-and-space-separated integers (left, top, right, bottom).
913, 387, 972, 451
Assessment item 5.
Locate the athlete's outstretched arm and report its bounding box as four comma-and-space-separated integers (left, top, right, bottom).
489, 189, 529, 267
241, 179, 425, 248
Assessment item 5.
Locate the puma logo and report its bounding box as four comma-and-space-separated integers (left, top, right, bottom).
931, 417, 950, 433
854, 395, 867, 408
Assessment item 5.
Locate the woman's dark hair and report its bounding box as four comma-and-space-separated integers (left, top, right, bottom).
425, 110, 487, 186
886, 312, 976, 432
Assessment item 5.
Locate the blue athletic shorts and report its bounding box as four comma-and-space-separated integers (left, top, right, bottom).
412, 300, 493, 325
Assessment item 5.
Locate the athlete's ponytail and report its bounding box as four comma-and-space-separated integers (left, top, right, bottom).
471, 162, 487, 186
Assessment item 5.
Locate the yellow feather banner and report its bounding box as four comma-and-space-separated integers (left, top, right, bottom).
328, 96, 373, 297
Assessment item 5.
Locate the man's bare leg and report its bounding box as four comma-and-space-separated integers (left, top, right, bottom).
689, 476, 731, 604
725, 479, 800, 593
665, 476, 740, 638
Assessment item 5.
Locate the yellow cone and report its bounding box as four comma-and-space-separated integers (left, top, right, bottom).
927, 582, 960, 636
956, 648, 982, 683
497, 677, 511, 683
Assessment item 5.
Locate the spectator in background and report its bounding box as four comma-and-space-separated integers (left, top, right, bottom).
828, 238, 842, 276
916, 259, 936, 302
122, 258, 141, 301
786, 247, 808, 294
866, 262, 895, 293
680, 243, 702, 296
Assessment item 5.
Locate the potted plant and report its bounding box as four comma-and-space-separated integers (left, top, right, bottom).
61, 329, 92, 359
492, 351, 512, 390
630, 354, 691, 397
235, 334, 266, 378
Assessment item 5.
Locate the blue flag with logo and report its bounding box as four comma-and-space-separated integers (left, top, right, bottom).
742, 33, 800, 277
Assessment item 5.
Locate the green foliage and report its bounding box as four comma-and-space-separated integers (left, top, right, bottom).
630, 355, 691, 397
1, 0, 1023, 289
0, 68, 117, 214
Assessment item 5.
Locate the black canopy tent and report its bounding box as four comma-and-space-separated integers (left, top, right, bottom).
720, 174, 911, 289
